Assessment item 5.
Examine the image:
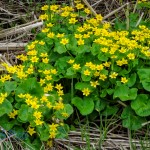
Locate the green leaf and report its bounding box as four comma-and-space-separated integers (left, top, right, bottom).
137, 68, 150, 82
66, 67, 76, 77
4, 81, 17, 94
127, 73, 136, 87
15, 78, 43, 101
141, 81, 150, 92
0, 115, 16, 130
102, 105, 118, 116
81, 74, 91, 81
75, 82, 93, 91
54, 43, 67, 54
121, 106, 146, 130
72, 97, 94, 115
56, 124, 70, 139
55, 104, 73, 119
91, 43, 100, 56
76, 45, 90, 54
18, 105, 33, 122
95, 99, 107, 112
0, 100, 12, 116
113, 85, 137, 101
131, 94, 150, 117
98, 53, 108, 61
37, 126, 49, 141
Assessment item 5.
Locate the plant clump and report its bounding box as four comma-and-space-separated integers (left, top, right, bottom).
0, 0, 150, 148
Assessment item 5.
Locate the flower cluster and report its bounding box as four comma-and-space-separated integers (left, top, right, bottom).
0, 0, 150, 145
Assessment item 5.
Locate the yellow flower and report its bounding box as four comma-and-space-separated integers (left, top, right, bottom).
96, 64, 104, 71
99, 74, 107, 81
69, 18, 78, 24
60, 38, 69, 45
49, 131, 57, 139
34, 119, 44, 126
56, 33, 64, 38
61, 11, 70, 17
57, 90, 64, 96
42, 58, 49, 63
61, 112, 69, 117
127, 53, 135, 60
90, 81, 99, 88
68, 59, 75, 64
42, 28, 49, 33
30, 56, 39, 63
39, 41, 45, 45
27, 50, 37, 56
39, 14, 48, 20
27, 43, 35, 50
47, 32, 55, 38
84, 8, 91, 14
46, 23, 53, 27
8, 109, 18, 119
109, 72, 118, 79
18, 93, 25, 98
75, 34, 82, 39
54, 101, 64, 110
55, 84, 63, 90
47, 102, 52, 108
45, 75, 52, 81
49, 123, 59, 132
39, 79, 45, 86
26, 67, 34, 75
27, 127, 36, 136
73, 63, 81, 70
40, 53, 48, 57
43, 69, 51, 75
33, 111, 42, 120
121, 77, 128, 84
96, 14, 103, 22
51, 69, 57, 74
41, 5, 48, 11
41, 96, 48, 102
30, 101, 40, 109
82, 88, 91, 96
76, 3, 84, 9
47, 140, 53, 147
50, 5, 59, 12
83, 69, 91, 76
77, 39, 84, 45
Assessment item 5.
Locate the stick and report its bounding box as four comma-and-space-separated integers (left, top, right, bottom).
103, 3, 129, 20
82, 0, 97, 16
0, 43, 28, 51
0, 21, 43, 39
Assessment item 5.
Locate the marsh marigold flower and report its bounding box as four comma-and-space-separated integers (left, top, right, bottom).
82, 88, 91, 96
73, 63, 81, 70
121, 77, 128, 84
27, 127, 36, 136
60, 38, 69, 45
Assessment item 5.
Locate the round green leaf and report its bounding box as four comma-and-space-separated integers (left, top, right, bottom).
72, 97, 94, 115
18, 104, 32, 122
131, 94, 150, 117
0, 100, 13, 117
121, 106, 146, 130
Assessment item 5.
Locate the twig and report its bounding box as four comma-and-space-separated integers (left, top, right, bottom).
0, 21, 43, 39
103, 2, 129, 20
136, 12, 144, 27
0, 7, 18, 16
91, 0, 103, 7
125, 3, 130, 30
0, 43, 27, 51
82, 0, 97, 16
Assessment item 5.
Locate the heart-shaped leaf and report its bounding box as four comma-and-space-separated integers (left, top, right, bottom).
72, 97, 94, 115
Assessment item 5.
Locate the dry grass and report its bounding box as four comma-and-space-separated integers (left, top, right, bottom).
0, 0, 150, 149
